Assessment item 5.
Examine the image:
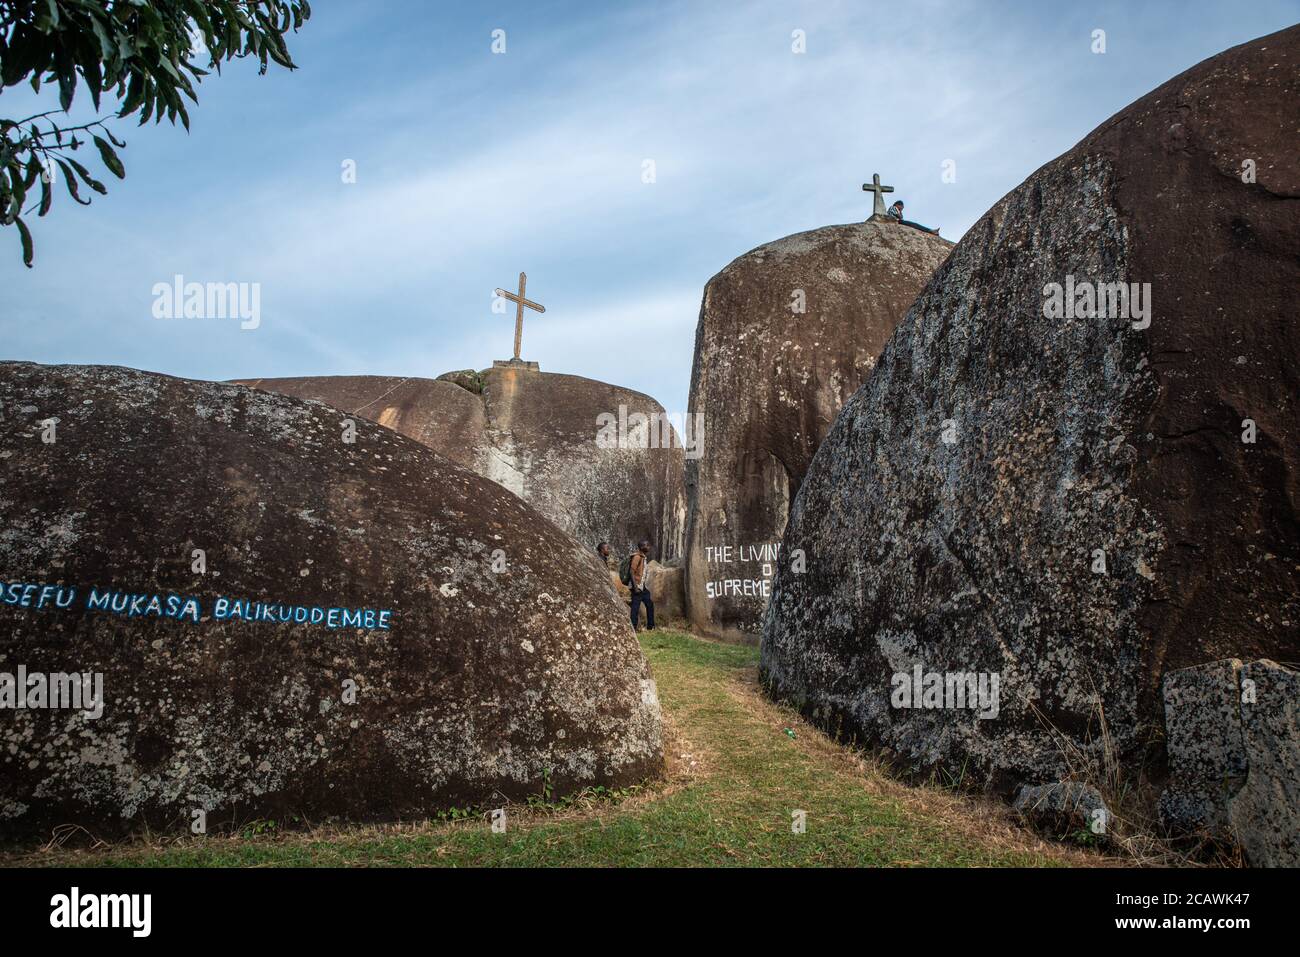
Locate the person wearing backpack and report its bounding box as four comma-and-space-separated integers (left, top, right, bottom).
622, 540, 655, 631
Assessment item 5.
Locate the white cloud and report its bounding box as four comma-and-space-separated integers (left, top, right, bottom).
6, 0, 1295, 411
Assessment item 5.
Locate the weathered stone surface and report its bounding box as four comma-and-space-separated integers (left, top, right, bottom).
1159, 658, 1299, 865
238, 366, 686, 561
0, 361, 662, 833
436, 368, 485, 395
478, 366, 685, 561
1230, 660, 1299, 866
1158, 659, 1246, 832
236, 374, 487, 472
1013, 782, 1112, 843
685, 219, 951, 639
650, 563, 685, 623
762, 27, 1300, 789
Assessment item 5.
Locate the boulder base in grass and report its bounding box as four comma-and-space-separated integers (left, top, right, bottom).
1013, 782, 1113, 846
0, 362, 662, 833
684, 219, 951, 640
762, 27, 1299, 797
238, 366, 686, 562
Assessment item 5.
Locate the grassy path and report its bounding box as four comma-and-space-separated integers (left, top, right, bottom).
4, 630, 1100, 867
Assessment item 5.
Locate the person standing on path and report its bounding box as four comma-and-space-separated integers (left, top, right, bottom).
629, 539, 655, 631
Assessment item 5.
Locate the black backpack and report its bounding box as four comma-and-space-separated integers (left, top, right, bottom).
618, 553, 634, 586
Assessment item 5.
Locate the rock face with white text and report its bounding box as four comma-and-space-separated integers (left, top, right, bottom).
684, 219, 951, 639
761, 25, 1300, 822
0, 362, 662, 833
237, 367, 687, 563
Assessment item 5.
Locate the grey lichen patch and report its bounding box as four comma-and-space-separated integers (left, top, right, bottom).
1160, 658, 1299, 866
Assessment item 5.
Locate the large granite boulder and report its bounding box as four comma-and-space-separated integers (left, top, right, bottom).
238, 366, 686, 562
762, 27, 1299, 792
0, 362, 662, 833
684, 219, 952, 639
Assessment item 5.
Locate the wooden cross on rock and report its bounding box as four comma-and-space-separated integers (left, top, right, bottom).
494, 271, 546, 361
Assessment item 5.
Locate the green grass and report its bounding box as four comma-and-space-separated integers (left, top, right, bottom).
4, 629, 1093, 867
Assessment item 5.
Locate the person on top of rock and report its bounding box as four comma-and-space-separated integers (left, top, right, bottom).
886, 200, 940, 235
628, 540, 656, 632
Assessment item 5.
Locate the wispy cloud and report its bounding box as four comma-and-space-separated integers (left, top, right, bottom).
3, 0, 1295, 414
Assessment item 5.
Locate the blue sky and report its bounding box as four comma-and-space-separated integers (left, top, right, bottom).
3, 0, 1296, 414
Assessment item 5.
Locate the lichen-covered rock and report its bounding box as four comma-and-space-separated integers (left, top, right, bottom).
0, 362, 662, 833
684, 220, 951, 639
1229, 660, 1299, 866
1158, 659, 1247, 832
436, 368, 485, 395
1159, 658, 1299, 865
239, 367, 686, 562
236, 374, 487, 472
478, 366, 686, 561
762, 27, 1299, 789
649, 563, 685, 623
1013, 782, 1112, 843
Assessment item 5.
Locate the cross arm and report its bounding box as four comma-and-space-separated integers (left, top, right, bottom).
494, 290, 547, 313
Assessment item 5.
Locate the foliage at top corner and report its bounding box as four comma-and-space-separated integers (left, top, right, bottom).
0, 0, 312, 267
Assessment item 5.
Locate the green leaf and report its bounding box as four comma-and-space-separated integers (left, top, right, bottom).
22, 156, 40, 191
7, 166, 28, 216
54, 160, 92, 204
38, 173, 52, 216
156, 55, 181, 82
140, 86, 155, 125
66, 158, 107, 195
16, 215, 34, 268
80, 50, 104, 111
87, 14, 116, 60
120, 71, 145, 116
56, 48, 77, 111
93, 135, 125, 179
